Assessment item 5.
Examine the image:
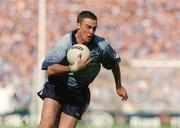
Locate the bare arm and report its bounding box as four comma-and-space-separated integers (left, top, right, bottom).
47, 56, 92, 76
47, 64, 71, 75
112, 63, 128, 101
112, 63, 122, 88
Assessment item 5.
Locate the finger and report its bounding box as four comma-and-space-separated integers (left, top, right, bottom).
122, 95, 128, 101
77, 53, 82, 59
74, 57, 81, 64
121, 97, 126, 101
85, 57, 93, 64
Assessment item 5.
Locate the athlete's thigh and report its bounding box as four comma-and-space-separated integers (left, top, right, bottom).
58, 88, 90, 128
39, 98, 61, 128
59, 112, 78, 128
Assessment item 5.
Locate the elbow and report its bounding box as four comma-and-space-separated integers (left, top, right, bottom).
47, 66, 54, 76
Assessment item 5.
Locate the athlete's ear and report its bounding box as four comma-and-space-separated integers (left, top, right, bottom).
76, 23, 80, 30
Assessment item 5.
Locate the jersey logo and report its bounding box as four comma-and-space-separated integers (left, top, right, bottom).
75, 113, 80, 117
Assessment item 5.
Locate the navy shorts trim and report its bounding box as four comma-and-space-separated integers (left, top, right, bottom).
37, 82, 90, 119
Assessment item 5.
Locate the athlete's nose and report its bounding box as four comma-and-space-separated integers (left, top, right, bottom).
89, 28, 94, 34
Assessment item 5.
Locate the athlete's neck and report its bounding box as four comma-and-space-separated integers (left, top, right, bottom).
75, 31, 84, 44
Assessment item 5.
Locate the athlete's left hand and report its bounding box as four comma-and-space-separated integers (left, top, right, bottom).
70, 54, 92, 72
116, 86, 128, 101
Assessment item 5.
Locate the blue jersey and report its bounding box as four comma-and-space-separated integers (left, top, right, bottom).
42, 30, 120, 88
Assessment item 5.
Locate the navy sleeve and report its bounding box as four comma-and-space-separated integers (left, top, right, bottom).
101, 43, 121, 70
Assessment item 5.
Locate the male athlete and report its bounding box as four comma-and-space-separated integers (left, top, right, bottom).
37, 11, 128, 128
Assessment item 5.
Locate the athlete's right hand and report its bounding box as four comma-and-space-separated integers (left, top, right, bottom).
70, 54, 92, 72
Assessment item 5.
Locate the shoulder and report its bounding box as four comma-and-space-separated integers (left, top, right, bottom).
93, 34, 113, 51
57, 32, 72, 44
55, 31, 73, 48
94, 34, 106, 42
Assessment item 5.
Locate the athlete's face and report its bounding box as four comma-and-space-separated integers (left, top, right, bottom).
77, 18, 97, 44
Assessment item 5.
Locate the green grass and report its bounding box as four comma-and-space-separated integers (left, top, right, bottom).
0, 124, 127, 128
0, 124, 36, 128
0, 124, 172, 128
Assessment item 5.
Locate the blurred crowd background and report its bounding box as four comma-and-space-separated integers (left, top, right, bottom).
0, 0, 180, 127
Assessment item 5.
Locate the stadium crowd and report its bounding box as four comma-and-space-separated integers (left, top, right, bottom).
0, 0, 180, 120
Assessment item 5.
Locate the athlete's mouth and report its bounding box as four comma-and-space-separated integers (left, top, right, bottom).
88, 35, 93, 39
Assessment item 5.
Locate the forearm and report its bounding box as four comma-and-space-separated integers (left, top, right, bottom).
47, 64, 71, 75
112, 63, 122, 89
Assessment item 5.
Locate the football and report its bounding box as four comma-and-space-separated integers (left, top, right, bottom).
67, 44, 91, 65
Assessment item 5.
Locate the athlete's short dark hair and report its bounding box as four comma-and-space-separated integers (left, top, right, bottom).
77, 11, 97, 23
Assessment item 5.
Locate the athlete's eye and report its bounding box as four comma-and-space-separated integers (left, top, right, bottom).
85, 25, 91, 29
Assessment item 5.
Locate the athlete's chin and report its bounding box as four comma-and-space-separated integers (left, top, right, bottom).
81, 36, 93, 44
85, 37, 92, 43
